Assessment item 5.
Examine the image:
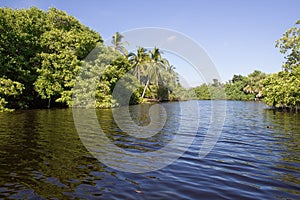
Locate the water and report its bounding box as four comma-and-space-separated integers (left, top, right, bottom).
0, 101, 299, 199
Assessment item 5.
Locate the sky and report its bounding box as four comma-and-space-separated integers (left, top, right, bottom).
1, 0, 300, 85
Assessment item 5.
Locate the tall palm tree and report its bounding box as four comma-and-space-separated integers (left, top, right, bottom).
158, 58, 179, 100
163, 59, 178, 88
141, 47, 165, 98
112, 32, 128, 55
128, 47, 149, 83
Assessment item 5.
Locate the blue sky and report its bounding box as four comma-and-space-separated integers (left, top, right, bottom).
1, 0, 300, 84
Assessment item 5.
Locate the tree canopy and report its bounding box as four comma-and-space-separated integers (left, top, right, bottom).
190, 19, 300, 111
191, 70, 266, 101
1, 7, 299, 112
0, 7, 184, 111
263, 20, 300, 110
0, 7, 101, 110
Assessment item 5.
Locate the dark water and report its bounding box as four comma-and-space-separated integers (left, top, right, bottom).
0, 101, 299, 199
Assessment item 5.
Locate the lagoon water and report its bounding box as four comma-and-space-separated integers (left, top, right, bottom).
0, 101, 299, 199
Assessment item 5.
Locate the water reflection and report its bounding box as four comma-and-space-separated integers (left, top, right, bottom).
101, 103, 180, 153
73, 101, 199, 173
263, 110, 300, 191
0, 101, 299, 199
0, 109, 129, 199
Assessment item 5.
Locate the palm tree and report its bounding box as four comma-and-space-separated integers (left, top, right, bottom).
158, 59, 179, 100
112, 32, 128, 55
128, 47, 149, 83
162, 58, 178, 86
141, 47, 165, 98
243, 70, 267, 94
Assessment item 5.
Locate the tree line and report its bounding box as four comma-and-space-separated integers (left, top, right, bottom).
0, 7, 101, 110
190, 20, 300, 111
0, 7, 186, 111
190, 70, 267, 101
262, 20, 300, 111
0, 7, 299, 111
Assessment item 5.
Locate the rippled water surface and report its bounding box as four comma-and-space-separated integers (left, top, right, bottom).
0, 101, 299, 199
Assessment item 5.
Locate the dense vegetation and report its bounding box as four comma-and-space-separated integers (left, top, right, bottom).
192, 20, 300, 111
0, 7, 299, 111
262, 20, 300, 111
0, 7, 101, 110
191, 70, 267, 101
0, 7, 184, 111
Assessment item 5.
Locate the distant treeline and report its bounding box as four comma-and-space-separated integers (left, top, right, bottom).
0, 7, 299, 111
189, 70, 266, 101
191, 19, 300, 111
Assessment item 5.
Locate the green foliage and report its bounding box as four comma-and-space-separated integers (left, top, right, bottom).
243, 70, 267, 95
1, 8, 298, 112
34, 8, 101, 107
226, 70, 266, 101
225, 70, 266, 101
191, 70, 266, 101
112, 32, 128, 55
263, 20, 300, 110
0, 77, 23, 111
71, 45, 141, 108
192, 83, 225, 100
276, 20, 300, 72
225, 79, 253, 101
128, 46, 184, 101
71, 45, 117, 108
263, 70, 300, 109
0, 7, 46, 108
128, 47, 149, 83
0, 7, 101, 109
192, 84, 211, 100
0, 7, 183, 111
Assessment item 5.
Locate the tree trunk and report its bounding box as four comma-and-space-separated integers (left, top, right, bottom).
138, 67, 141, 83
141, 79, 149, 99
47, 98, 51, 109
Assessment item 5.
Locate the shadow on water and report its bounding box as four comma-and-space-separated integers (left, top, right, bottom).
0, 109, 135, 199
100, 103, 180, 153
263, 110, 300, 189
